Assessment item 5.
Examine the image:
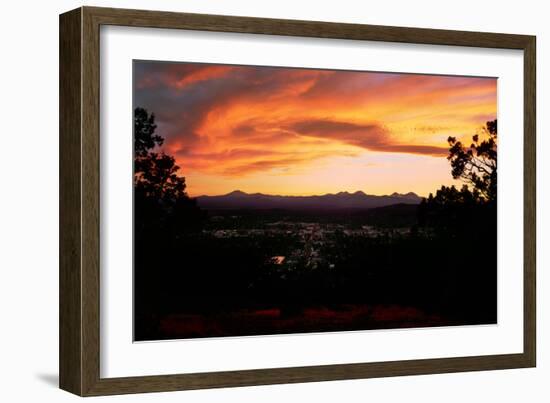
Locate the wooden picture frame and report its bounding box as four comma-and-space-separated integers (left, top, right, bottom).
59, 6, 536, 396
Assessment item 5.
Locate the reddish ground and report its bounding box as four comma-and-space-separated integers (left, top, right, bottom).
154, 304, 449, 340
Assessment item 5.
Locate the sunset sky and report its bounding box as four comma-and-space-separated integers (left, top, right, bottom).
134, 61, 497, 197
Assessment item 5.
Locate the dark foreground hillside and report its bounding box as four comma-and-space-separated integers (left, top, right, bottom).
135, 204, 496, 341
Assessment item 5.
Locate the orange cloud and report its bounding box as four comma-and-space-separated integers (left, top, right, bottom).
173, 65, 235, 89
285, 119, 448, 156
134, 61, 497, 196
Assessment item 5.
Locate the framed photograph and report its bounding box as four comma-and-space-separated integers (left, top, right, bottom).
59, 6, 536, 396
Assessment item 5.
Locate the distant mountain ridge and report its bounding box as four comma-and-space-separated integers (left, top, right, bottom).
196, 190, 422, 210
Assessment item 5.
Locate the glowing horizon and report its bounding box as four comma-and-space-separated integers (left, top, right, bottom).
134, 61, 497, 197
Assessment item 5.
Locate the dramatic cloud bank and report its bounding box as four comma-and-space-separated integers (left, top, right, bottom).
134, 61, 496, 196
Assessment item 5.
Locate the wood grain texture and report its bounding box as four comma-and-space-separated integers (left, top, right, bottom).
523, 37, 536, 367
59, 8, 82, 396
86, 6, 532, 49
81, 6, 102, 396
85, 354, 531, 396
59, 6, 537, 396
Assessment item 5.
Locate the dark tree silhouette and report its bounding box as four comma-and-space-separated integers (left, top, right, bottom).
134, 107, 205, 339
134, 107, 188, 203
447, 119, 497, 202
134, 107, 163, 157
417, 184, 488, 235
415, 120, 497, 325
417, 118, 499, 251
419, 119, 498, 229
134, 107, 205, 246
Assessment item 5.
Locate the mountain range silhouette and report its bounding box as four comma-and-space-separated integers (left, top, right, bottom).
196, 190, 422, 210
